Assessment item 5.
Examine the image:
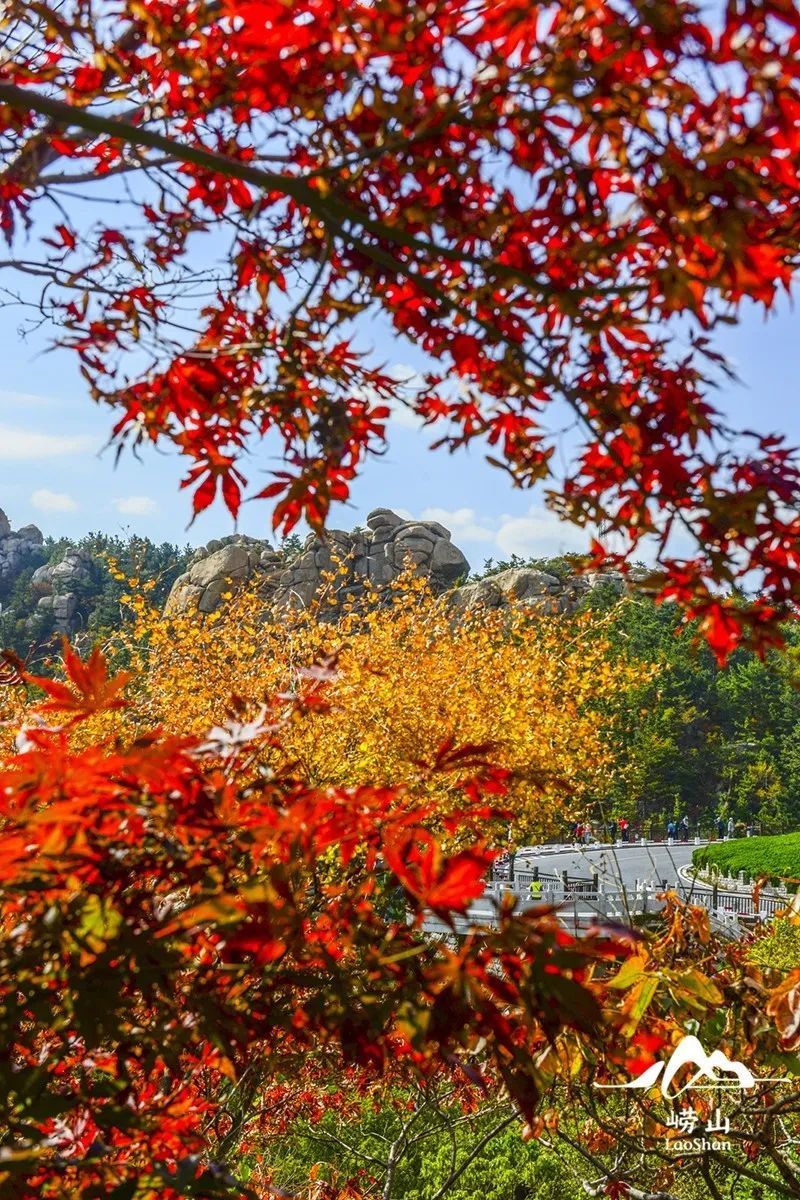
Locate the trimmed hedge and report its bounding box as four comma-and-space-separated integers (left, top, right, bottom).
693, 833, 800, 886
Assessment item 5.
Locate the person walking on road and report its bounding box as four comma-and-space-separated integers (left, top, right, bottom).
679, 815, 690, 843
727, 816, 735, 839
666, 819, 676, 840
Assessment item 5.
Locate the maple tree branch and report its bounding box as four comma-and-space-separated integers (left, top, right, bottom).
298, 1127, 388, 1171
428, 1111, 516, 1200
39, 154, 173, 183
0, 81, 316, 203
0, 0, 223, 178
0, 82, 641, 304
707, 1145, 800, 1199
763, 1136, 800, 1195
700, 1158, 725, 1200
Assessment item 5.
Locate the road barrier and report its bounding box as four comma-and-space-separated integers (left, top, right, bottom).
422, 872, 790, 941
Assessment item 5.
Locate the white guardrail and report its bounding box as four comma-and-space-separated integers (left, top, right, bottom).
422, 873, 792, 941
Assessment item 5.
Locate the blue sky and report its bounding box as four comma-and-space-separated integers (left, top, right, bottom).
0, 290, 797, 574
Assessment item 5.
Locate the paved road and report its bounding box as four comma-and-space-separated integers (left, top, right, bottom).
515, 842, 703, 889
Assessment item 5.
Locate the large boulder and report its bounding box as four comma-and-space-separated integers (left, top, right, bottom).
17, 524, 44, 545
430, 537, 471, 582
164, 535, 278, 616
447, 578, 503, 617
34, 591, 79, 634
491, 567, 561, 602
268, 509, 469, 614
25, 547, 95, 636
366, 508, 404, 531
447, 564, 628, 619
49, 549, 94, 591
447, 567, 562, 617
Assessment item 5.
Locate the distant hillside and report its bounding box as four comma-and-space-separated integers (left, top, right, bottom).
0, 507, 194, 655
0, 507, 308, 659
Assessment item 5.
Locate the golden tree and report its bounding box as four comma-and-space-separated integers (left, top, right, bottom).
86, 570, 642, 843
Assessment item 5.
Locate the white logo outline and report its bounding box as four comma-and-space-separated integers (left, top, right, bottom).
595, 1034, 790, 1097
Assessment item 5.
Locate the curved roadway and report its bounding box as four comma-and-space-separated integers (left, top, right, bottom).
514, 841, 706, 890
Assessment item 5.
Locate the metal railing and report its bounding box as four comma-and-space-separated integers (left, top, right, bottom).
422, 873, 791, 941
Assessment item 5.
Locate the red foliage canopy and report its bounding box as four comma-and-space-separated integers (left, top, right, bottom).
1, 1, 800, 652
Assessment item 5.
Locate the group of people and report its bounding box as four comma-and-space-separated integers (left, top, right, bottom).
568, 818, 630, 845
606, 817, 630, 843
661, 815, 745, 841
567, 814, 749, 847
715, 815, 752, 839
666, 816, 692, 842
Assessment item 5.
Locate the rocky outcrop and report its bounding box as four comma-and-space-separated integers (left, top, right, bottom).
164, 535, 281, 617
270, 509, 469, 613
0, 500, 629, 638
447, 565, 625, 618
0, 509, 45, 594
162, 507, 629, 622
0, 508, 203, 645
29, 547, 96, 635
164, 510, 470, 617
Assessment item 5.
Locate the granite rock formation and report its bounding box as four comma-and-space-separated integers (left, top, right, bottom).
0, 509, 45, 594
164, 535, 283, 616
0, 501, 630, 641
447, 565, 625, 617
163, 507, 627, 621
164, 511, 470, 617
30, 547, 96, 635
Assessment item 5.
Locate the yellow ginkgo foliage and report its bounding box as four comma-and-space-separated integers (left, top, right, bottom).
78, 569, 643, 843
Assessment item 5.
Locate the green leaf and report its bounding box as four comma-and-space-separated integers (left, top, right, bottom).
606, 955, 649, 990
77, 894, 122, 951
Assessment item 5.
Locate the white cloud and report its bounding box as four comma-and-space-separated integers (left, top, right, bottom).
420, 506, 496, 543
387, 396, 427, 431
494, 507, 588, 559
406, 503, 696, 569
0, 424, 96, 460
31, 488, 79, 513
407, 503, 591, 560
363, 365, 461, 431
113, 495, 158, 517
